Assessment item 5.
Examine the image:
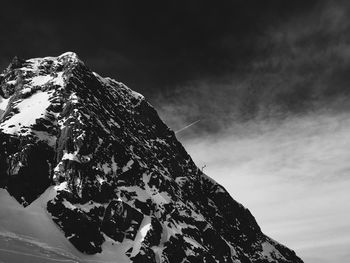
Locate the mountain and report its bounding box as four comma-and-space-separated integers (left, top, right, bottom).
0, 52, 303, 263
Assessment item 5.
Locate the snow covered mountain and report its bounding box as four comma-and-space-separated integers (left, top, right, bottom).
0, 52, 303, 263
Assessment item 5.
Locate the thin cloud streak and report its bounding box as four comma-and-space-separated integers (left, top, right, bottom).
175, 120, 201, 134
182, 111, 350, 263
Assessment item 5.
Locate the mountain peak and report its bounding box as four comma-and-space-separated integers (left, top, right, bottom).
0, 53, 303, 263
58, 51, 79, 59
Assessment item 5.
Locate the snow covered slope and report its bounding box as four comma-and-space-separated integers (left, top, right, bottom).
0, 52, 303, 262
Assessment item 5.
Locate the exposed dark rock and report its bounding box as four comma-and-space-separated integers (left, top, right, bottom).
0, 52, 304, 262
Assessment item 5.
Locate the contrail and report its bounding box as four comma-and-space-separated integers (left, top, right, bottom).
175, 120, 200, 134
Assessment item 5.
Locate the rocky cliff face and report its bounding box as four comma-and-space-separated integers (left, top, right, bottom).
0, 52, 303, 263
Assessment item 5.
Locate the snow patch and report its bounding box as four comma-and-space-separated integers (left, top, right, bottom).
0, 91, 51, 135
69, 93, 78, 104
122, 159, 134, 172
111, 155, 118, 174
54, 182, 68, 191
62, 200, 76, 210
96, 176, 106, 185
30, 72, 64, 87
183, 236, 202, 249
101, 163, 112, 175
62, 151, 80, 163
130, 90, 144, 100
32, 130, 57, 147
0, 96, 10, 111
93, 72, 109, 86
52, 72, 65, 86
6, 80, 16, 85
0, 188, 86, 262
131, 216, 152, 257
261, 241, 285, 262
24, 58, 41, 72
21, 87, 32, 95
58, 52, 78, 60
31, 75, 53, 86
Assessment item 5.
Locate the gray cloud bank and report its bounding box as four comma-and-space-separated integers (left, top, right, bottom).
183, 111, 350, 263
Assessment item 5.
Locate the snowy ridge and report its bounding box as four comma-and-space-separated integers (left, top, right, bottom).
0, 52, 303, 263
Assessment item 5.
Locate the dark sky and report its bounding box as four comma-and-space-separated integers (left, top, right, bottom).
1, 0, 350, 135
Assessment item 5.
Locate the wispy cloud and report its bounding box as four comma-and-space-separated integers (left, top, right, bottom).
181, 111, 350, 263
154, 1, 350, 137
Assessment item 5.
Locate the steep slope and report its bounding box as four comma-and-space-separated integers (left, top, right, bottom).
0, 52, 303, 263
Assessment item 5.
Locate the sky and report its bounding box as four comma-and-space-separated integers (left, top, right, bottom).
1, 1, 350, 262
183, 112, 350, 263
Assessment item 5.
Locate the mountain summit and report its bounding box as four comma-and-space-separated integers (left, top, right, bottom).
0, 52, 303, 263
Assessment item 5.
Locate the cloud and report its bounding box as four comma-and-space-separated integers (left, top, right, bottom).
152, 0, 350, 137
180, 110, 350, 263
